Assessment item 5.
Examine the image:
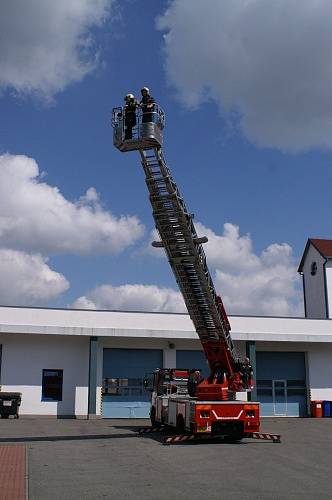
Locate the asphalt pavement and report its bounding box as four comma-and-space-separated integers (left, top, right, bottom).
0, 417, 330, 500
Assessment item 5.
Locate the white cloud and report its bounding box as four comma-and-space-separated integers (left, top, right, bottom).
0, 0, 112, 100
138, 221, 303, 316
0, 154, 144, 255
197, 222, 303, 316
0, 249, 69, 306
72, 283, 186, 313
139, 227, 164, 258
157, 0, 332, 151
195, 222, 260, 274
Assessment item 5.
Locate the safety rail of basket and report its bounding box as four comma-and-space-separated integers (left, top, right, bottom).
139, 147, 237, 363
112, 105, 165, 132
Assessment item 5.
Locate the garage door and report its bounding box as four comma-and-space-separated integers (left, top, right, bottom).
102, 348, 163, 418
176, 350, 210, 378
256, 352, 307, 417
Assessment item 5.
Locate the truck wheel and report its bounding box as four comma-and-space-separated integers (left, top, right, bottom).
225, 432, 244, 442
150, 406, 157, 427
176, 414, 185, 433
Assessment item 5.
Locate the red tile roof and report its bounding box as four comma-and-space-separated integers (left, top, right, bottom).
310, 239, 332, 257
298, 238, 332, 272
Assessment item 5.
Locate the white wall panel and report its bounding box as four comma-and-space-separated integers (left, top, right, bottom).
325, 262, 332, 319
0, 334, 89, 416
307, 344, 332, 400
302, 245, 327, 318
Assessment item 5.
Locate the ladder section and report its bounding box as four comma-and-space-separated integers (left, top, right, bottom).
139, 148, 236, 362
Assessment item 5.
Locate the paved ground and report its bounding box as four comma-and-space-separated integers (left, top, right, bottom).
0, 445, 26, 499
0, 417, 331, 499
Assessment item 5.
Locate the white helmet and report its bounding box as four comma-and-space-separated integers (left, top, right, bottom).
141, 87, 150, 94
124, 93, 134, 101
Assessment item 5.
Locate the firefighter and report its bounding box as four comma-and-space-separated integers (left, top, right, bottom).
187, 369, 202, 397
140, 86, 155, 123
208, 362, 225, 384
240, 357, 253, 389
124, 93, 138, 140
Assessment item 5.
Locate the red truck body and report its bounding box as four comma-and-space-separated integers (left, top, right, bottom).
150, 369, 259, 440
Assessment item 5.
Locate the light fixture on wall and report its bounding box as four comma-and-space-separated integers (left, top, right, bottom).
168, 342, 175, 349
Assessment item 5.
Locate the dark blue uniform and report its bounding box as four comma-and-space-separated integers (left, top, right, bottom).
140, 94, 155, 123
124, 100, 138, 139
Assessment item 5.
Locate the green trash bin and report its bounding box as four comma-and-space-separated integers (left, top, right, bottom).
0, 392, 22, 419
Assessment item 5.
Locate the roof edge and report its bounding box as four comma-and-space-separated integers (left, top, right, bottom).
298, 238, 330, 272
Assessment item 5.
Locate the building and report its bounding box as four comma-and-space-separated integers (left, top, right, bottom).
298, 238, 332, 319
0, 239, 332, 419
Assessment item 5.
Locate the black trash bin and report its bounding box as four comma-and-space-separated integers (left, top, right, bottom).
0, 392, 22, 419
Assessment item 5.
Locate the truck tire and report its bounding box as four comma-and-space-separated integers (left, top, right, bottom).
150, 406, 157, 427
176, 414, 185, 433
225, 432, 244, 442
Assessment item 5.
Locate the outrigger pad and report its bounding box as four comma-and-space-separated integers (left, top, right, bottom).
138, 426, 165, 435
162, 432, 282, 445
163, 435, 196, 445
247, 432, 281, 443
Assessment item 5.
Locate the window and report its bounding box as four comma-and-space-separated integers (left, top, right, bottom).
42, 369, 63, 401
311, 262, 317, 275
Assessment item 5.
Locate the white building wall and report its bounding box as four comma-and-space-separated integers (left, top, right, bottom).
325, 261, 332, 319
163, 346, 176, 368
302, 245, 327, 319
307, 344, 332, 401
1, 304, 332, 417
0, 334, 89, 417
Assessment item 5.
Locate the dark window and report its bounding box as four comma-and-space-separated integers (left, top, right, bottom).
42, 369, 63, 401
311, 262, 317, 275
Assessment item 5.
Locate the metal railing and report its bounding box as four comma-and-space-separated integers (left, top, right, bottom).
112, 104, 165, 140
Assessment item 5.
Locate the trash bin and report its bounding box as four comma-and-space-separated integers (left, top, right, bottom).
322, 401, 331, 417
311, 400, 323, 418
0, 392, 22, 419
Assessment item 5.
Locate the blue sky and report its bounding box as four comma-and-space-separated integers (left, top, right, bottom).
1, 0, 332, 316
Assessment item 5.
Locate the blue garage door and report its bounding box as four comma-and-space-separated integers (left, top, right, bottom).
176, 350, 210, 378
102, 348, 163, 418
256, 352, 307, 417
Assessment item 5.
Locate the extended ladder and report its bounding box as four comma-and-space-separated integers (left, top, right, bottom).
139, 148, 236, 370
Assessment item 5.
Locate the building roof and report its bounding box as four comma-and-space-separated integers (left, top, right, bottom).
0, 304, 332, 343
298, 238, 332, 272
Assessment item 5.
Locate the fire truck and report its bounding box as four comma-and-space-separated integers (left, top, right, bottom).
112, 97, 278, 443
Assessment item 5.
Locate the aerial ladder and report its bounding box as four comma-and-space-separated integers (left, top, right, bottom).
112, 99, 279, 443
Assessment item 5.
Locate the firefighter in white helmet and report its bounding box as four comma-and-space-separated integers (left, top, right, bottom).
124, 93, 139, 140
140, 87, 155, 124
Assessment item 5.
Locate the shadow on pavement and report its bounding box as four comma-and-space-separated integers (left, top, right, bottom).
0, 432, 137, 443
112, 425, 248, 446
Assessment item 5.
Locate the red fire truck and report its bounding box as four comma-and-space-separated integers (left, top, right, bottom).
149, 368, 259, 441
112, 98, 278, 443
